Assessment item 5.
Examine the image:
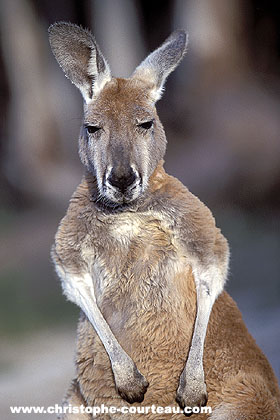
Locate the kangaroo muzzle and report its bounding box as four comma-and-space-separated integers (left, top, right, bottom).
103, 165, 142, 205
108, 167, 137, 193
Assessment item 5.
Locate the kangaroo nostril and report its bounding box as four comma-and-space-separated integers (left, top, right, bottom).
108, 167, 136, 192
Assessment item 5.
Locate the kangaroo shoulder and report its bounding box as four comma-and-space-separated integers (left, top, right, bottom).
52, 178, 97, 264
148, 165, 228, 260
150, 164, 215, 227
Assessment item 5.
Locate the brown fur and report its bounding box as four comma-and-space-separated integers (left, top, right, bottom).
54, 166, 280, 419
72, 292, 280, 420
49, 24, 280, 419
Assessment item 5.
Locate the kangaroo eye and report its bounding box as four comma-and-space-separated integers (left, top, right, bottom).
138, 120, 154, 130
85, 125, 101, 134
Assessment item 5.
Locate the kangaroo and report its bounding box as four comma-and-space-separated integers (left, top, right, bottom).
49, 23, 280, 419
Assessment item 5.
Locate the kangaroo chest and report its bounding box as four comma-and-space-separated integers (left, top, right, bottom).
90, 211, 190, 310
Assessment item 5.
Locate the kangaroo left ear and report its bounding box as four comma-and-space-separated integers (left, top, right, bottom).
48, 22, 111, 103
132, 30, 188, 102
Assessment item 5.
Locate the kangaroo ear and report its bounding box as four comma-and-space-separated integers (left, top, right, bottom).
48, 22, 111, 103
132, 30, 188, 102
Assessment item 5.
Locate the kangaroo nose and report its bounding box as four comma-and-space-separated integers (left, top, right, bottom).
108, 167, 136, 193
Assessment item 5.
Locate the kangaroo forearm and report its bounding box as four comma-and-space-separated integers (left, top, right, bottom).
54, 262, 131, 364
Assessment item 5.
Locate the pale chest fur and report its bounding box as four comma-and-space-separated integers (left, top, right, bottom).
83, 210, 196, 347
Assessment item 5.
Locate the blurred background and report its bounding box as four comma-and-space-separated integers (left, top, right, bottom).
0, 0, 279, 418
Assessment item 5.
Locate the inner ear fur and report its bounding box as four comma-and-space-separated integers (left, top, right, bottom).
48, 22, 111, 102
132, 30, 188, 102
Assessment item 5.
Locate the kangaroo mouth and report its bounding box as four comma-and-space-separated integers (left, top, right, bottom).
102, 179, 143, 206
98, 168, 143, 207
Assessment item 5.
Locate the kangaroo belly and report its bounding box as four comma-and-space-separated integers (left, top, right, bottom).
115, 271, 196, 403
77, 265, 197, 407
102, 266, 196, 350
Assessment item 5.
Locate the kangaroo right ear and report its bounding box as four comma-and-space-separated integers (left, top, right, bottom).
48, 22, 111, 103
132, 30, 188, 102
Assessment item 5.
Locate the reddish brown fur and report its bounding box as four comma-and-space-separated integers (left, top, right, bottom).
56, 166, 280, 419
49, 24, 280, 419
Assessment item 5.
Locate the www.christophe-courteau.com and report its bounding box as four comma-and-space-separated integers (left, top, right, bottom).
10, 403, 212, 416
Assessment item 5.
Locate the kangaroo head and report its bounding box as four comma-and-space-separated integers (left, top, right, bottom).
49, 23, 188, 206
